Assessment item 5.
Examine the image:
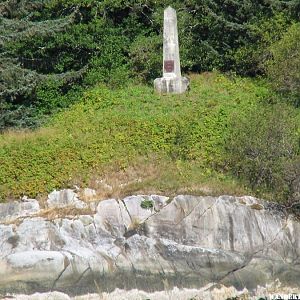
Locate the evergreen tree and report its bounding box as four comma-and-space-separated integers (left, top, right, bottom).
0, 0, 80, 128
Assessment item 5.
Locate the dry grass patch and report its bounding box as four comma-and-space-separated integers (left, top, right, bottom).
239, 199, 247, 205
2, 206, 94, 225
0, 127, 58, 147
79, 155, 249, 201
37, 206, 94, 220
128, 217, 141, 230
250, 203, 264, 210
85, 155, 166, 200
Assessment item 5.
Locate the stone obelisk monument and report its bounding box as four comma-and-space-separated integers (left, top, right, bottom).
154, 7, 189, 94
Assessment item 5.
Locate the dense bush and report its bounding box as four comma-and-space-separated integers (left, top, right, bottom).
267, 23, 300, 106
283, 158, 300, 207
226, 102, 300, 201
129, 34, 162, 82
232, 13, 291, 76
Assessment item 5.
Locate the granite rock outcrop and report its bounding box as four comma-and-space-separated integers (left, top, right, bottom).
0, 190, 299, 297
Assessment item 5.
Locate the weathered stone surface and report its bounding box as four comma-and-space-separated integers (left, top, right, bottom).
47, 189, 87, 209
122, 195, 169, 223
154, 76, 189, 94
0, 198, 39, 223
1, 251, 65, 283
0, 193, 300, 297
154, 7, 189, 94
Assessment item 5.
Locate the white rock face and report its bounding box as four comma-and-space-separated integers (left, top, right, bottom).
0, 199, 39, 223
0, 192, 300, 297
1, 251, 65, 284
47, 189, 87, 209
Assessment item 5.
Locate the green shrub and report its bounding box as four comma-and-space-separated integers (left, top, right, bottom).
267, 23, 300, 105
232, 13, 291, 76
35, 78, 66, 114
226, 102, 299, 197
140, 199, 154, 210
282, 157, 300, 206
129, 34, 162, 83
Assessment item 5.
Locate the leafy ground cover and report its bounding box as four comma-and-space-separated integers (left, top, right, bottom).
0, 72, 286, 201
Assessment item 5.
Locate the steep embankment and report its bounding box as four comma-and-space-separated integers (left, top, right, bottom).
0, 73, 269, 201
1, 190, 300, 298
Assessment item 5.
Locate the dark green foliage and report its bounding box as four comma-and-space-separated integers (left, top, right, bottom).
129, 34, 162, 82
140, 199, 154, 210
232, 13, 291, 76
0, 0, 80, 129
267, 23, 300, 106
283, 158, 300, 206
0, 104, 42, 130
34, 78, 83, 114
82, 23, 131, 87
0, 59, 41, 101
0, 0, 46, 19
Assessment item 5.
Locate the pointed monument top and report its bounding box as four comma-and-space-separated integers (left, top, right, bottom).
165, 6, 175, 11
165, 6, 176, 17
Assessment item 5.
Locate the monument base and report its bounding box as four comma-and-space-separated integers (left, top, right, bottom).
154, 76, 189, 94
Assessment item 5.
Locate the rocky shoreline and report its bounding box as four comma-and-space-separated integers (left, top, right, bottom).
1, 190, 300, 298
4, 283, 300, 300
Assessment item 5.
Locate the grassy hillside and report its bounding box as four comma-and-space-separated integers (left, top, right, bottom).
0, 72, 283, 201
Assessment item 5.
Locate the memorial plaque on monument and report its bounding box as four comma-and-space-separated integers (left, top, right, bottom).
154, 7, 189, 94
164, 60, 175, 73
